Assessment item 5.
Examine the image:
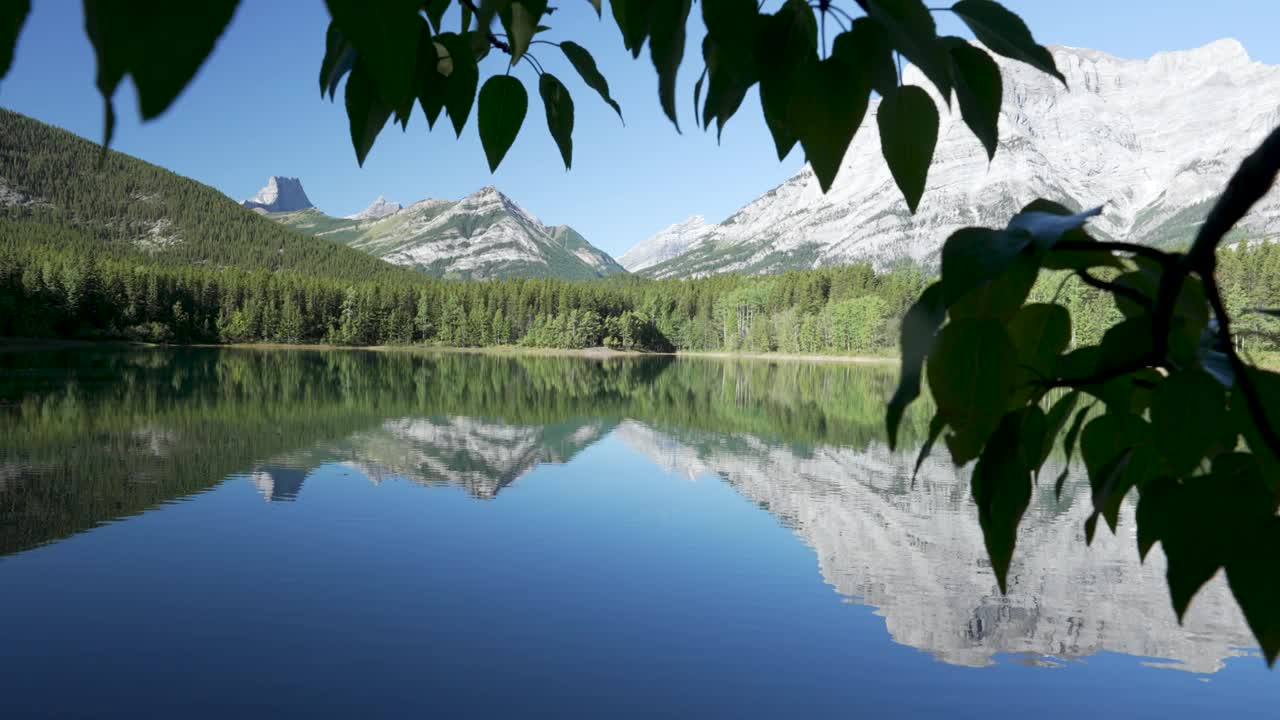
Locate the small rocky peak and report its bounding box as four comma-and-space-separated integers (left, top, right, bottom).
242, 176, 314, 213
346, 195, 403, 220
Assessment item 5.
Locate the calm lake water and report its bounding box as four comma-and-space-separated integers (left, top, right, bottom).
0, 347, 1274, 717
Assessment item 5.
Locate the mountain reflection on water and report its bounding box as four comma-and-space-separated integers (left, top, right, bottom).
0, 347, 1257, 677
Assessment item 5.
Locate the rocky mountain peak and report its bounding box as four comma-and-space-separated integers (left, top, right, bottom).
346, 195, 402, 220
242, 176, 313, 213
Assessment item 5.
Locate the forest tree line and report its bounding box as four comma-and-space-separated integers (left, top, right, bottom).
5, 234, 1280, 354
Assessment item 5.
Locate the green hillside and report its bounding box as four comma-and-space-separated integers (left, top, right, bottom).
0, 108, 415, 283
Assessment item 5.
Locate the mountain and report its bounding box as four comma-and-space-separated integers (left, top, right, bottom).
0, 109, 411, 282
631, 39, 1280, 278
242, 176, 314, 213
346, 195, 402, 220
617, 215, 714, 272
269, 186, 627, 280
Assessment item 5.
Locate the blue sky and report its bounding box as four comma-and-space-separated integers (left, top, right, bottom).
3, 1, 1279, 256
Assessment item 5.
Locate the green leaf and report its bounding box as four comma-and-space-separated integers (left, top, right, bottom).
538, 73, 574, 170
0, 0, 27, 81
649, 0, 691, 131
1233, 367, 1280, 499
1151, 370, 1227, 475
927, 318, 1019, 463
561, 41, 623, 122
942, 38, 1000, 161
833, 19, 896, 97
1080, 413, 1152, 534
345, 60, 393, 166
972, 408, 1036, 592
435, 32, 480, 137
320, 22, 356, 100
610, 0, 653, 58
877, 85, 939, 213
586, 0, 602, 18
791, 55, 870, 193
887, 282, 945, 450
951, 0, 1065, 84
477, 74, 528, 172
325, 0, 421, 110
499, 0, 547, 64
864, 0, 952, 101
939, 227, 1030, 307
754, 0, 814, 158
83, 0, 238, 148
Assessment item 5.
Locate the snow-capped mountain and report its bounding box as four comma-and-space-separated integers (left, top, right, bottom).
617, 215, 714, 272
242, 176, 313, 213
345, 195, 402, 220
631, 39, 1280, 278
271, 185, 626, 280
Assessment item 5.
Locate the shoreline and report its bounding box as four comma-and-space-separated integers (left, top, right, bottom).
0, 337, 896, 364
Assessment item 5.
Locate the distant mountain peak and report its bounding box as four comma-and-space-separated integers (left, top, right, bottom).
629, 38, 1280, 278
346, 195, 402, 220
243, 176, 313, 213
620, 215, 714, 272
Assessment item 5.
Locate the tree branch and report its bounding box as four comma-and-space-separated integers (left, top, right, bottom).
1053, 240, 1177, 266
459, 0, 511, 54
1202, 269, 1280, 459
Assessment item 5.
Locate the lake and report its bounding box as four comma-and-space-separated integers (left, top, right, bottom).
0, 347, 1274, 717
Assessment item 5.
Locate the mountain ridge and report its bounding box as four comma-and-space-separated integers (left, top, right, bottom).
628, 38, 1280, 278
268, 184, 626, 281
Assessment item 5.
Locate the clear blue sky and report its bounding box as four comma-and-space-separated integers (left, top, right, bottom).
3, 1, 1279, 256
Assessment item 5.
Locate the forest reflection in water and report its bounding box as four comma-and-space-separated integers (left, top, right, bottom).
0, 347, 1260, 682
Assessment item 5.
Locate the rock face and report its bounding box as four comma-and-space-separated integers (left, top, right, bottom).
618, 215, 714, 272
270, 185, 627, 280
345, 195, 402, 220
242, 176, 314, 213
631, 38, 1280, 278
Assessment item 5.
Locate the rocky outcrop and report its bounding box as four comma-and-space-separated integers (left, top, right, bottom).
345, 195, 402, 220
633, 39, 1280, 277
242, 176, 314, 213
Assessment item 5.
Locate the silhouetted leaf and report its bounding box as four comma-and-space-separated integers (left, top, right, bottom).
586, 0, 602, 18
539, 73, 574, 170
943, 38, 1000, 160
913, 414, 946, 484
436, 32, 480, 136
345, 60, 392, 166
1151, 370, 1226, 475
499, 0, 547, 64
887, 282, 945, 450
1008, 206, 1103, 250
754, 1, 813, 158
928, 319, 1019, 462
320, 22, 356, 100
415, 31, 446, 129
972, 408, 1036, 592
610, 0, 653, 58
561, 41, 623, 122
1234, 367, 1280, 495
952, 0, 1065, 84
878, 85, 938, 213
326, 0, 421, 110
424, 0, 449, 32
701, 0, 758, 65
940, 227, 1030, 307
1081, 413, 1154, 536
1039, 390, 1079, 468
792, 55, 870, 193
1007, 303, 1070, 402
0, 0, 27, 82
700, 35, 753, 136
864, 0, 951, 101
649, 0, 690, 131
834, 19, 896, 97
83, 0, 239, 148
1054, 403, 1091, 500
692, 68, 705, 128
477, 74, 528, 171
1225, 518, 1280, 665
